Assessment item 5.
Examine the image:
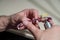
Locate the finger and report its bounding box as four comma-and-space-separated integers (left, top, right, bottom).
49, 20, 55, 27
22, 20, 43, 38
32, 18, 40, 29
34, 23, 40, 29
31, 9, 39, 19
34, 19, 40, 29
18, 26, 25, 30
17, 23, 25, 30
21, 9, 39, 19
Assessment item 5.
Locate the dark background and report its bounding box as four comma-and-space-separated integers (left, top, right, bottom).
0, 31, 32, 40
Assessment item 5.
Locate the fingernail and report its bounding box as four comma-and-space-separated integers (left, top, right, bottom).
17, 23, 23, 30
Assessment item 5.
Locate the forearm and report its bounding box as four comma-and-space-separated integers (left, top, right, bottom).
0, 16, 10, 32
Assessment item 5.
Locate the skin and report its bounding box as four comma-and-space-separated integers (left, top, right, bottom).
0, 9, 39, 31
0, 9, 60, 40
23, 20, 60, 40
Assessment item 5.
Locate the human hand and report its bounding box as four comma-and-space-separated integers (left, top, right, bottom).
22, 20, 60, 40
9, 9, 40, 29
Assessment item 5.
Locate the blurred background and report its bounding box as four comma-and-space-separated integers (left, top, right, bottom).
0, 0, 60, 40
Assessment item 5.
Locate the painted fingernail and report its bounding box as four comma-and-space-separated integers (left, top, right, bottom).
17, 23, 24, 30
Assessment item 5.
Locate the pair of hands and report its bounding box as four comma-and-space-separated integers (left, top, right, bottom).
10, 9, 60, 40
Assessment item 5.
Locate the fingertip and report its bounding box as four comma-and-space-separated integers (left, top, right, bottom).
49, 20, 55, 26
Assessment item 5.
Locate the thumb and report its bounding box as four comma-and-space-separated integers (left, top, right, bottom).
22, 20, 43, 39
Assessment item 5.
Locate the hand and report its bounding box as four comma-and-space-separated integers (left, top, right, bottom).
9, 9, 40, 29
22, 20, 60, 40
